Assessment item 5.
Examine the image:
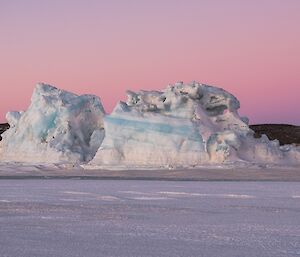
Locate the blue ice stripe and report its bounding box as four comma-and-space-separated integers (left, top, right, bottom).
104, 116, 202, 141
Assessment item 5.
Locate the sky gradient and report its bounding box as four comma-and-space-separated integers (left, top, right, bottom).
1, 0, 299, 124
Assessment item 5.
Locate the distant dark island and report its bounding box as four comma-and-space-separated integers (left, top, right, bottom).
0, 122, 299, 146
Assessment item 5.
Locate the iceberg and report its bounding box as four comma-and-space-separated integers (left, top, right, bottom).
0, 81, 299, 168
87, 81, 300, 169
0, 83, 105, 163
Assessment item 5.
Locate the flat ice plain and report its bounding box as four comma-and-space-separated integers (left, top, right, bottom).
0, 179, 300, 257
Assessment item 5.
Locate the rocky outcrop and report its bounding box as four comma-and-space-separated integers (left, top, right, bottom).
250, 124, 300, 146
0, 123, 9, 141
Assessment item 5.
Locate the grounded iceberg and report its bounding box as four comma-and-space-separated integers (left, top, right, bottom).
87, 81, 300, 169
0, 83, 105, 163
0, 81, 299, 168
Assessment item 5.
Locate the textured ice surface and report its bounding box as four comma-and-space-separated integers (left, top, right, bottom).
0, 180, 299, 257
0, 83, 105, 163
89, 81, 300, 168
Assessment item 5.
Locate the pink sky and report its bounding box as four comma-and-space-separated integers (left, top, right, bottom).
0, 0, 299, 124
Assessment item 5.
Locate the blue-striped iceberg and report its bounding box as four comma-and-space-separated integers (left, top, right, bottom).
88, 81, 300, 169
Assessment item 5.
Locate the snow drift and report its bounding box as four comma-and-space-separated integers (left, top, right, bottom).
0, 83, 105, 163
87, 81, 300, 169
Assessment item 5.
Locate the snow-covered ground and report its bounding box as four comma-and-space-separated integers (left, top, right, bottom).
0, 162, 299, 181
0, 180, 299, 257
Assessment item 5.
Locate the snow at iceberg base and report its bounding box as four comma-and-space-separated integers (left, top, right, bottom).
87, 81, 300, 169
0, 83, 105, 163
